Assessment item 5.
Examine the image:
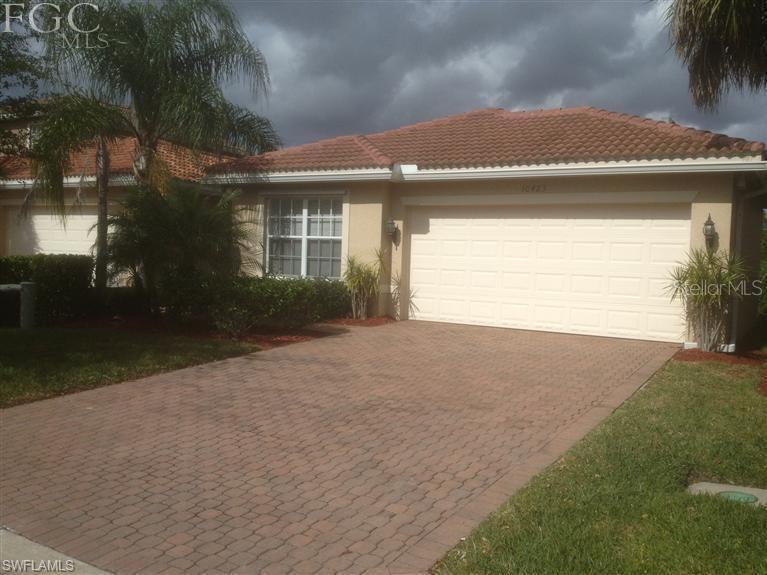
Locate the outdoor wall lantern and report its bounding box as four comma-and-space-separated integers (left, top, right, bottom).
703, 214, 717, 251
385, 217, 398, 237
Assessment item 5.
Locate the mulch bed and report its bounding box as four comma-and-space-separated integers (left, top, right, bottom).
672, 348, 765, 366
64, 314, 394, 350
323, 316, 395, 327
239, 329, 331, 350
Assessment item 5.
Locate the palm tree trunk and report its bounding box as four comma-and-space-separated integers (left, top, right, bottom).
95, 137, 110, 294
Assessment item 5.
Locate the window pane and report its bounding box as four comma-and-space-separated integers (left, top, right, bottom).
269, 198, 342, 277
307, 259, 319, 276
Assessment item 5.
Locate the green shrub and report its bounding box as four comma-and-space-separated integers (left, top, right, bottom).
213, 276, 350, 338
101, 286, 149, 317
0, 254, 93, 324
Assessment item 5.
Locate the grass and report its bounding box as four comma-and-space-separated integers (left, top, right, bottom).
435, 360, 767, 575
0, 327, 259, 407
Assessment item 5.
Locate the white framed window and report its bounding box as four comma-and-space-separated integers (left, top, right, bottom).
266, 197, 343, 278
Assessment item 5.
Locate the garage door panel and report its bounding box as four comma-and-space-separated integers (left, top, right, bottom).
7, 207, 97, 255
608, 276, 644, 298
570, 307, 603, 330
651, 243, 688, 265
409, 204, 689, 342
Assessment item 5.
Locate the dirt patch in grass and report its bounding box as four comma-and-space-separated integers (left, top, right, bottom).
673, 348, 765, 366
323, 316, 395, 327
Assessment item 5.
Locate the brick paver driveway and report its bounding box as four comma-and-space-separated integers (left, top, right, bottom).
1, 322, 676, 574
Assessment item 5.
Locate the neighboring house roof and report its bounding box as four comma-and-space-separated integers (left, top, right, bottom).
0, 137, 233, 184
209, 107, 765, 176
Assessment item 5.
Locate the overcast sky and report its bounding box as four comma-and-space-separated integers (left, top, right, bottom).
227, 0, 767, 148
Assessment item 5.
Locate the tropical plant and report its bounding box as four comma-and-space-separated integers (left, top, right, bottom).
390, 271, 418, 320
31, 0, 280, 291
668, 248, 746, 351
0, 29, 45, 173
343, 255, 383, 320
668, 0, 767, 109
106, 184, 248, 319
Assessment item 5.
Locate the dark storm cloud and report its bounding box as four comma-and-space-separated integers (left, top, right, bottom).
228, 0, 766, 147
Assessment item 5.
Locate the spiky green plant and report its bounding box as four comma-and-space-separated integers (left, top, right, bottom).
389, 271, 419, 320
343, 255, 382, 320
668, 0, 767, 109
668, 249, 746, 351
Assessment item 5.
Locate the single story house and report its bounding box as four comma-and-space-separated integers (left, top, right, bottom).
0, 136, 228, 254
204, 107, 766, 346
1, 106, 765, 347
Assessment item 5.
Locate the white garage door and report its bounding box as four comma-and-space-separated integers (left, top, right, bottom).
409, 204, 690, 342
6, 207, 97, 255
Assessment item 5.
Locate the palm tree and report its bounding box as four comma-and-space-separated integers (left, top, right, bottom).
668, 0, 767, 109
106, 184, 248, 317
32, 0, 280, 291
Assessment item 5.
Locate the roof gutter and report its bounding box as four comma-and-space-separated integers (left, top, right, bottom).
0, 175, 136, 190
393, 159, 767, 181
203, 168, 392, 185
202, 158, 767, 185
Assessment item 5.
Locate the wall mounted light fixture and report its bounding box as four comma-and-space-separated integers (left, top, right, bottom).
385, 217, 398, 237
703, 213, 717, 252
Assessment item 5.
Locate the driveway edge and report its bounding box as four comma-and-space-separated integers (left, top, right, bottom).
388, 344, 676, 574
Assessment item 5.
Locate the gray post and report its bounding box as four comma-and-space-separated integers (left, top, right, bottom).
20, 282, 36, 329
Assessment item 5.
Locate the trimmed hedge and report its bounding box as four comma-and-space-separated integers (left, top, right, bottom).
213, 276, 351, 337
0, 255, 93, 325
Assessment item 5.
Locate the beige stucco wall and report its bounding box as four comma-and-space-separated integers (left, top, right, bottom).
225, 172, 762, 345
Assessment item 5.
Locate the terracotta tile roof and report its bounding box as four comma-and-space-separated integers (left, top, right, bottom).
211, 107, 765, 174
1, 137, 233, 183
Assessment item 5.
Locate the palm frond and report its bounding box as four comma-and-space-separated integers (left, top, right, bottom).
668, 0, 767, 109
29, 94, 131, 217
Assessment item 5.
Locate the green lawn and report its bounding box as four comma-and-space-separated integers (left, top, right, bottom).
435, 360, 767, 575
0, 327, 259, 407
